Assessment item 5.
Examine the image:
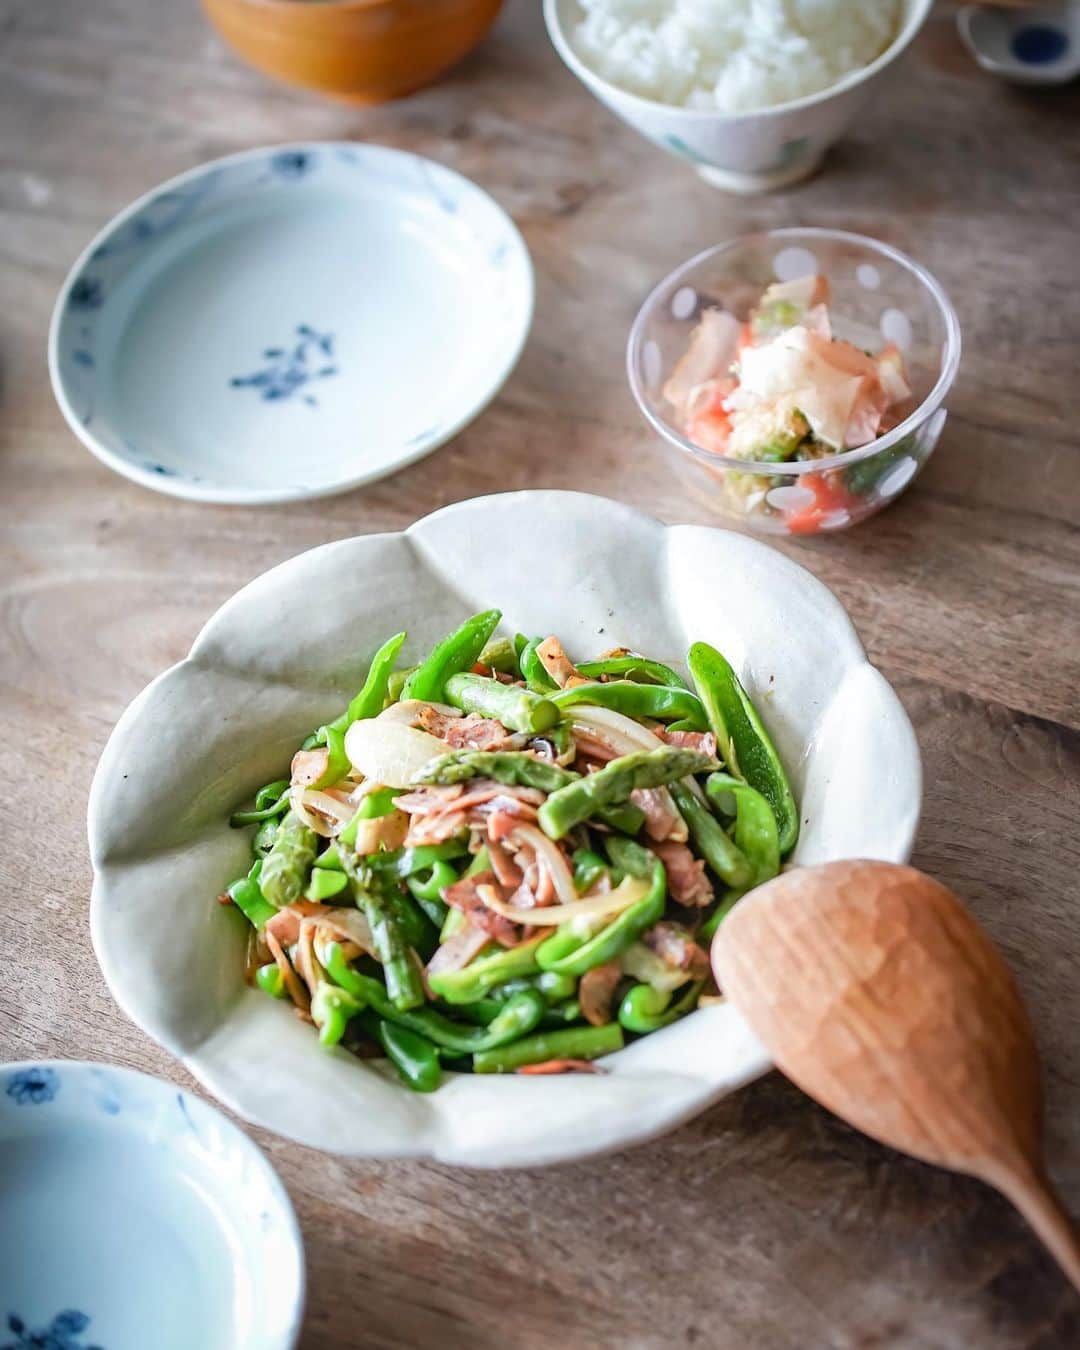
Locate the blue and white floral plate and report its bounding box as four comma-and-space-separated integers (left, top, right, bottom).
0, 1061, 304, 1349
48, 144, 533, 504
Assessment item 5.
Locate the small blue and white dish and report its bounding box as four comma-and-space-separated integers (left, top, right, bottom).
0, 1061, 304, 1349
48, 143, 534, 504
958, 2, 1079, 86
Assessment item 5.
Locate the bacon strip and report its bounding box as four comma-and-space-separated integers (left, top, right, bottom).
264, 929, 311, 1014
655, 727, 718, 758
631, 787, 682, 842
443, 871, 521, 947
516, 1060, 605, 1075
643, 921, 711, 978
579, 961, 622, 1027
536, 635, 589, 689
291, 747, 330, 786
652, 841, 714, 908
426, 923, 490, 975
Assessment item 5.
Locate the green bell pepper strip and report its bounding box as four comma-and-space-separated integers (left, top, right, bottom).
455, 998, 504, 1026
407, 858, 458, 903
687, 642, 799, 855
519, 637, 559, 693
540, 1000, 583, 1028
308, 982, 363, 1048
305, 866, 349, 902
444, 673, 559, 734
401, 610, 502, 704
307, 632, 408, 785
705, 772, 780, 888
473, 1022, 624, 1073
696, 772, 781, 941
488, 971, 578, 1006
360, 1011, 441, 1092
427, 936, 546, 1004
385, 666, 415, 704
252, 817, 280, 859
573, 848, 609, 894
406, 860, 456, 928
476, 636, 519, 675
537, 856, 666, 976
410, 890, 449, 931
258, 811, 317, 909
575, 656, 691, 690
323, 944, 545, 1052
227, 860, 278, 929
551, 681, 707, 729
538, 748, 715, 840
309, 722, 349, 790
668, 782, 752, 890
385, 888, 437, 960
344, 631, 409, 723
699, 889, 746, 942
230, 779, 291, 827
618, 980, 704, 1034
255, 962, 288, 999
338, 851, 425, 1011
366, 840, 468, 880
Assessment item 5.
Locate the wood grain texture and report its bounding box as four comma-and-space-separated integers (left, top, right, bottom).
1, 0, 1079, 1345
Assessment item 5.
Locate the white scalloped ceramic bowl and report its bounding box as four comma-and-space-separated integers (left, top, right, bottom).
89, 492, 921, 1168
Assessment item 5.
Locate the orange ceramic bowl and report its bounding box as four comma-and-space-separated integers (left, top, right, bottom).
202, 0, 505, 104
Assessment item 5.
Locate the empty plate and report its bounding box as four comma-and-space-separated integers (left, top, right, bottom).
48, 143, 533, 503
0, 1061, 304, 1349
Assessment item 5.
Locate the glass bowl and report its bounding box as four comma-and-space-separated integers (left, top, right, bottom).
627, 229, 961, 535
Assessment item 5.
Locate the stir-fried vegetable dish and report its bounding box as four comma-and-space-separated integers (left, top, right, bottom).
221, 611, 798, 1090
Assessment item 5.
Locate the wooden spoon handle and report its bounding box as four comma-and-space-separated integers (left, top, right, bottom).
997, 1164, 1080, 1292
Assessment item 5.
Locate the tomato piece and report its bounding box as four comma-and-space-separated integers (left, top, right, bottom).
784, 471, 855, 535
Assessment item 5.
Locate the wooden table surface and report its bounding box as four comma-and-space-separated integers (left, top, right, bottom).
3, 1, 1079, 1345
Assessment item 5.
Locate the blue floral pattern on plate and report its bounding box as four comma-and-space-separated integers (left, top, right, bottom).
2, 1310, 102, 1350
5, 1067, 58, 1106
229, 325, 337, 406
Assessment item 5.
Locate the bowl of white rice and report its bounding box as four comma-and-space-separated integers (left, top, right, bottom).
544, 0, 933, 193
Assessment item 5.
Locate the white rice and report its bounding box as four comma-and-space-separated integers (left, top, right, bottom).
570, 0, 903, 113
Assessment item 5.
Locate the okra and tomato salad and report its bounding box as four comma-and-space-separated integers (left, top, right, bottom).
663, 273, 915, 532
222, 609, 798, 1091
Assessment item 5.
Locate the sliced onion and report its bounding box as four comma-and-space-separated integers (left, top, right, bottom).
311, 911, 375, 961
344, 716, 448, 788
507, 823, 577, 905
478, 873, 648, 927
290, 785, 334, 837
620, 940, 692, 994
302, 789, 356, 824
569, 705, 706, 804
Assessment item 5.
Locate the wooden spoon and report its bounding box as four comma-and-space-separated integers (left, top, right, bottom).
712, 859, 1080, 1289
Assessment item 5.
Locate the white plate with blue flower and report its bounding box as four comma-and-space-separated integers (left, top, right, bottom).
48, 144, 534, 504
0, 1061, 304, 1349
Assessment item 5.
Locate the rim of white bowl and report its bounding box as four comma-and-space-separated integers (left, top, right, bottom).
544, 0, 935, 123
46, 141, 535, 506
0, 1057, 306, 1349
626, 228, 962, 478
